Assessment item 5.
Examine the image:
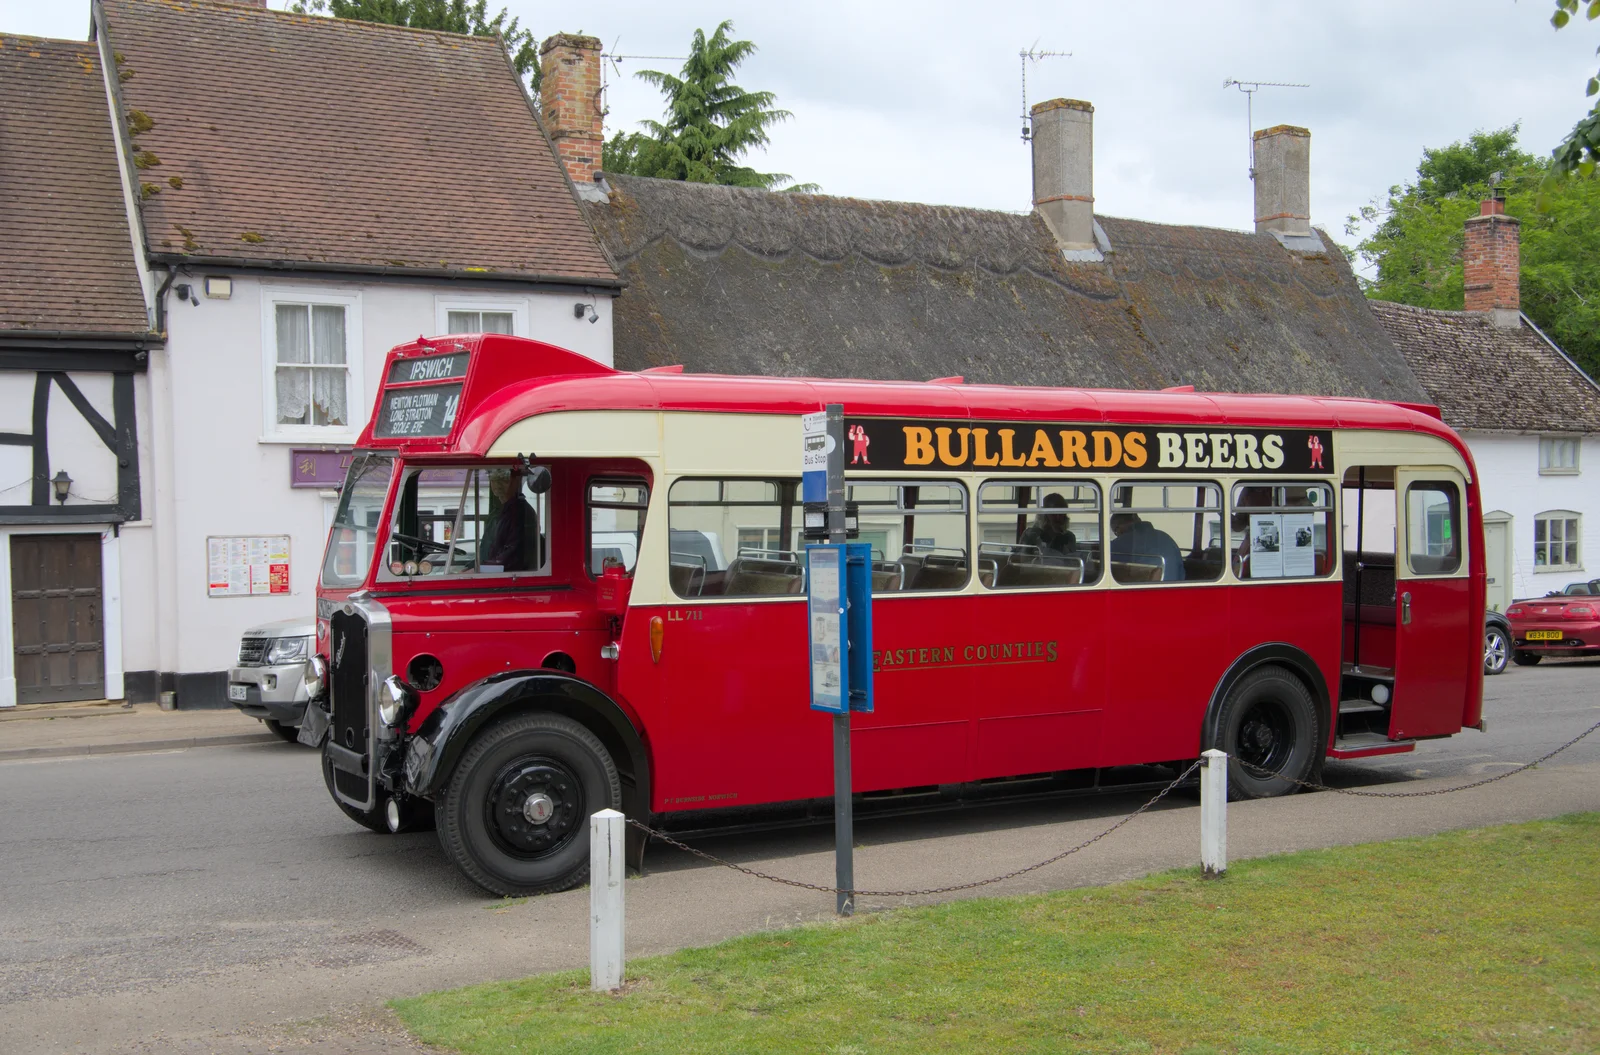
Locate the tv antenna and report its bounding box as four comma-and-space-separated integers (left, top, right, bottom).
1020, 44, 1072, 141
599, 39, 687, 117
1222, 79, 1309, 179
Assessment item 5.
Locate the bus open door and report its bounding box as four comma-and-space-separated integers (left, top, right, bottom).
1391, 468, 1475, 740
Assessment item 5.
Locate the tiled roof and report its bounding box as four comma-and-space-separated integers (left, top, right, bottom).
0, 34, 150, 336
1369, 300, 1600, 432
98, 0, 616, 285
585, 175, 1427, 402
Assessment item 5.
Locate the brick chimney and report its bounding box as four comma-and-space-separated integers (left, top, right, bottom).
539, 34, 603, 186
1030, 99, 1095, 252
1253, 125, 1311, 236
1463, 198, 1521, 328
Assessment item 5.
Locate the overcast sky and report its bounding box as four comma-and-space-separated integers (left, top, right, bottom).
6, 1, 1595, 258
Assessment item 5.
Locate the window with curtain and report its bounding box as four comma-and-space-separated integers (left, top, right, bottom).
1534, 511, 1581, 570
275, 303, 349, 428
445, 310, 515, 335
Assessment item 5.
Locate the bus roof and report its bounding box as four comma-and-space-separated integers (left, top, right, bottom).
356, 333, 1464, 457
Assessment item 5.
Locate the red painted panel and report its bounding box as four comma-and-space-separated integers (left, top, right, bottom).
1230, 581, 1344, 745
1392, 576, 1474, 740
1100, 585, 1230, 764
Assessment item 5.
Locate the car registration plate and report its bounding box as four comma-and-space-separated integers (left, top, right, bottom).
227, 684, 249, 701
1526, 630, 1562, 641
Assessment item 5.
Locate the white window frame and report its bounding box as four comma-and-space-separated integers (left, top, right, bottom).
434, 295, 528, 338
1538, 435, 1580, 475
1533, 510, 1582, 571
259, 287, 363, 444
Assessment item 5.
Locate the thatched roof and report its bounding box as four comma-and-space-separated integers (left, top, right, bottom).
585, 174, 1426, 401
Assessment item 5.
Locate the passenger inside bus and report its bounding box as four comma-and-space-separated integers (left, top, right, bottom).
1018, 492, 1077, 560
1109, 512, 1185, 581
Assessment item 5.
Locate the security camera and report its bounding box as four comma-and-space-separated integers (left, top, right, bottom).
174, 282, 198, 306
587, 305, 599, 324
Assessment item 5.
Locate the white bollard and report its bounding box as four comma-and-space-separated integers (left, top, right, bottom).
1200, 749, 1228, 878
590, 808, 626, 991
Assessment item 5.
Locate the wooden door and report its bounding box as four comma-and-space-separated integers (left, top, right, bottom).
11, 534, 104, 704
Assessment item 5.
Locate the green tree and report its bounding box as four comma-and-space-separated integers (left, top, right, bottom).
291, 0, 539, 89
603, 21, 815, 191
1348, 126, 1600, 379
1549, 0, 1599, 178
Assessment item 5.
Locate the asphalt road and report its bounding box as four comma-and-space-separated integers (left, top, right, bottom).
1, 659, 1596, 1054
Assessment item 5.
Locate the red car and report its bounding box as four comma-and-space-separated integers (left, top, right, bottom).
1506, 585, 1600, 665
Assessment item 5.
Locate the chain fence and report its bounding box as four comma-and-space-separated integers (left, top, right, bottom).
1239, 715, 1600, 797
626, 715, 1600, 898
628, 758, 1202, 898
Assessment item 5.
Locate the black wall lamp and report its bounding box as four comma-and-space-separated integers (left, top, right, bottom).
51, 470, 72, 505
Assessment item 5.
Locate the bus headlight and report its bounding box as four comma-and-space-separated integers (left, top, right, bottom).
304, 655, 327, 700
379, 675, 415, 728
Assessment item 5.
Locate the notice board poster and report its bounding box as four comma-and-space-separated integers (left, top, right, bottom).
207, 535, 291, 597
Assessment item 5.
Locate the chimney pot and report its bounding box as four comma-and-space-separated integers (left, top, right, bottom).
1464, 200, 1520, 328
538, 33, 604, 186
1030, 98, 1095, 252
1252, 125, 1311, 236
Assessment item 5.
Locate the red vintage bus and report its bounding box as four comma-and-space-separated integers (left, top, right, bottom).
307, 334, 1485, 896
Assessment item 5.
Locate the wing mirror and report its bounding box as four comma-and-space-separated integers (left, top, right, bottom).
516, 456, 551, 494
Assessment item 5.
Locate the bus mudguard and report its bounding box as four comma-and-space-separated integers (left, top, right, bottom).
1201, 643, 1332, 758
403, 670, 651, 818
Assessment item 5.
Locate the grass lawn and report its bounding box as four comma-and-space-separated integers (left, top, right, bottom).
395, 813, 1600, 1055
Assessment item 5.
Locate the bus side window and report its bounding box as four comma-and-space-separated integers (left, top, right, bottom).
382, 465, 549, 580
848, 480, 969, 592
588, 478, 649, 576
976, 480, 1102, 588
1230, 482, 1335, 580
1108, 481, 1222, 584
1404, 482, 1461, 575
666, 478, 803, 598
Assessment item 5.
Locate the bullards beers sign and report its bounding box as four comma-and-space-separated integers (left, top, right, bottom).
842, 418, 1333, 475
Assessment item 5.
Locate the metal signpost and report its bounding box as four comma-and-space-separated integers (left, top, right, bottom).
803, 405, 873, 916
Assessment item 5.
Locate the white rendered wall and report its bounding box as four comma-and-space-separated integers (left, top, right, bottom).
1463, 431, 1600, 600
157, 275, 613, 675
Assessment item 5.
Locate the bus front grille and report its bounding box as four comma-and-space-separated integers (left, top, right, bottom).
329, 610, 369, 758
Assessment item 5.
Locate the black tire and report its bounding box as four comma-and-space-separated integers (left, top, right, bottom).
435, 713, 620, 897
1483, 626, 1511, 676
1512, 651, 1543, 667
264, 718, 303, 744
1211, 666, 1319, 800
321, 741, 390, 833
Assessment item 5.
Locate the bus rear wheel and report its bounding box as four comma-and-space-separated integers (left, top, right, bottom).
1213, 666, 1318, 800
435, 712, 621, 897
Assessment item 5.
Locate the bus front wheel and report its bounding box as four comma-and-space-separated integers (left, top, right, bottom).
1213, 666, 1317, 800
435, 712, 621, 897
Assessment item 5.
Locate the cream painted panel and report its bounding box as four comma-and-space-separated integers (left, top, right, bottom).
68, 373, 116, 423
663, 413, 798, 475
0, 446, 30, 503
47, 384, 119, 505
489, 411, 661, 458
0, 373, 34, 432
1333, 429, 1471, 480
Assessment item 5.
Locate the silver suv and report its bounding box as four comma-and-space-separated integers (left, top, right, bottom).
228, 616, 316, 743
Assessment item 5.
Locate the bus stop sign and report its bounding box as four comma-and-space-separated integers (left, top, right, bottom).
806, 542, 874, 714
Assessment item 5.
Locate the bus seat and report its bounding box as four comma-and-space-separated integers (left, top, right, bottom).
978, 557, 999, 589
910, 560, 968, 591
723, 558, 803, 596
1183, 555, 1223, 581
1111, 560, 1163, 583
871, 561, 903, 592
997, 562, 1081, 587
668, 562, 705, 596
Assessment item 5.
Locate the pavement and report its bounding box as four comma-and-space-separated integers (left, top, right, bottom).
0, 660, 1596, 1054
0, 700, 274, 760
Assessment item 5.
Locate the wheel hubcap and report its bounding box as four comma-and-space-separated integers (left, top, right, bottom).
1485, 632, 1507, 670
1236, 699, 1293, 773
486, 758, 583, 859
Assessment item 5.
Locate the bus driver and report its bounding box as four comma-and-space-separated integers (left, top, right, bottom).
482, 468, 539, 572
1110, 512, 1185, 581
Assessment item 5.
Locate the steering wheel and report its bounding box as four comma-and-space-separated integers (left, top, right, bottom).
390, 532, 449, 556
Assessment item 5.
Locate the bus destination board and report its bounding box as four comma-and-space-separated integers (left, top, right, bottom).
375, 382, 463, 439
386, 352, 469, 386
